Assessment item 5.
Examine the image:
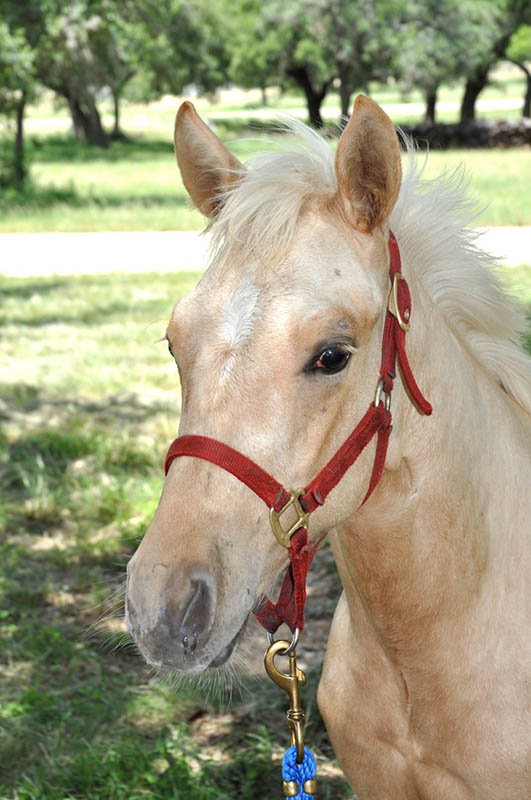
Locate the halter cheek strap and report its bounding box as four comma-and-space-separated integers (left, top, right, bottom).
164, 231, 432, 634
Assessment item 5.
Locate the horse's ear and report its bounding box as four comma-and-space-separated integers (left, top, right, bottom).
335, 95, 401, 233
174, 102, 243, 217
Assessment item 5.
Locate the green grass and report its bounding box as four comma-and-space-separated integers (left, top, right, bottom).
1, 131, 530, 232
0, 271, 350, 800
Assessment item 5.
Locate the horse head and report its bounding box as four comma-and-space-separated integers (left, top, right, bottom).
125, 96, 407, 674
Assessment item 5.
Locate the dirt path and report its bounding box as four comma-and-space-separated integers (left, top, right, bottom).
1, 227, 529, 278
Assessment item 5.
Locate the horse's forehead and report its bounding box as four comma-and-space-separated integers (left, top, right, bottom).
291, 217, 382, 287
207, 214, 384, 308
173, 215, 386, 354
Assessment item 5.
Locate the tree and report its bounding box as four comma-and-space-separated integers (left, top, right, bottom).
227, 0, 285, 105
397, 0, 499, 123
224, 0, 336, 127
128, 0, 231, 103
0, 21, 36, 186
228, 0, 402, 127
86, 2, 139, 139
460, 0, 531, 123
1, 0, 112, 147
322, 0, 401, 121
35, 1, 139, 148
507, 24, 531, 117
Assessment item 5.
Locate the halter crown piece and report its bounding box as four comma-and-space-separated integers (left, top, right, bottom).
164, 230, 432, 635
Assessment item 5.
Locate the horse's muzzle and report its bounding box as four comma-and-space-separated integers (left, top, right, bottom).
125, 558, 216, 671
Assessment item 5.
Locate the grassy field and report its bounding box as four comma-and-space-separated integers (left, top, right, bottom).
1, 64, 530, 234
1, 134, 530, 233
1, 264, 530, 800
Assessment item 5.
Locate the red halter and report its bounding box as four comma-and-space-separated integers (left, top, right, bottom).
164, 231, 432, 634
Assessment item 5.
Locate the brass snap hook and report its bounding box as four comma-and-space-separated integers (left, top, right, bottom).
264, 639, 306, 764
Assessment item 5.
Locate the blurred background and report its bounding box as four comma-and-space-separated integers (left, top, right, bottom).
1, 1, 530, 799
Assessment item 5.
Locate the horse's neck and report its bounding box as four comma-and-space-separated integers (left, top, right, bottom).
332, 286, 531, 657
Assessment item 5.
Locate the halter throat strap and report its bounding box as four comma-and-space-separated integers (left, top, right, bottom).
164, 230, 432, 634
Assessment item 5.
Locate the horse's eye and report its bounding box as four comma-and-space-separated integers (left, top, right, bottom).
311, 346, 351, 375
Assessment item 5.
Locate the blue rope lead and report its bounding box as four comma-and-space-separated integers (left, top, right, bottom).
282, 746, 317, 799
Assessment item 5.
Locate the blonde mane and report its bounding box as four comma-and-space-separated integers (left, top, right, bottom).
208, 119, 531, 415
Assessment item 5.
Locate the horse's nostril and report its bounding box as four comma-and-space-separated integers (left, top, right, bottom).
179, 579, 213, 652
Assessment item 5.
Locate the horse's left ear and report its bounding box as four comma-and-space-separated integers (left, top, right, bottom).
174, 102, 243, 217
335, 95, 401, 233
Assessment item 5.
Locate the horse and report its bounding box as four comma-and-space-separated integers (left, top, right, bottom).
125, 95, 531, 799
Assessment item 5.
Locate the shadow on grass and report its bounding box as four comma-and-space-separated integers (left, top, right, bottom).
0, 382, 170, 427
0, 375, 351, 800
0, 501, 349, 799
0, 182, 189, 213
0, 526, 349, 799
25, 134, 175, 164
2, 299, 141, 327
0, 280, 67, 300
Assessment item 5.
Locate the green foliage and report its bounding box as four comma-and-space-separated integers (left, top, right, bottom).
507, 23, 531, 61
226, 0, 404, 123
226, 0, 285, 93
396, 0, 500, 96
225, 0, 531, 121
0, 22, 35, 113
123, 0, 231, 102
0, 19, 36, 184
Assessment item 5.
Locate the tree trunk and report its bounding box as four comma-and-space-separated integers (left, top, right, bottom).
67, 94, 109, 148
67, 97, 85, 141
112, 90, 121, 137
424, 88, 437, 123
460, 32, 512, 124
511, 61, 531, 118
86, 97, 108, 147
287, 66, 330, 128
14, 94, 26, 188
460, 68, 489, 124
111, 72, 134, 139
111, 89, 128, 140
339, 79, 352, 124
261, 85, 268, 106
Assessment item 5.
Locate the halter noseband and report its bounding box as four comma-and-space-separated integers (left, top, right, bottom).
164, 230, 432, 634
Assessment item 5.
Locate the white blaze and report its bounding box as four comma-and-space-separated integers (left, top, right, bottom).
218, 281, 259, 381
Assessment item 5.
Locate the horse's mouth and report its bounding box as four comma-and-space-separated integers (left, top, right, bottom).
207, 616, 248, 669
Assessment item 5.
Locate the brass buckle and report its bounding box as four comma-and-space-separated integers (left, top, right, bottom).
388, 273, 411, 332
269, 489, 309, 548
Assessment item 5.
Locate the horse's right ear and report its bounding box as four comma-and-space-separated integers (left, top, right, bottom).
174, 102, 243, 218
